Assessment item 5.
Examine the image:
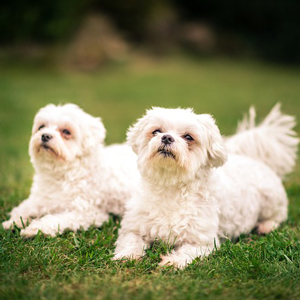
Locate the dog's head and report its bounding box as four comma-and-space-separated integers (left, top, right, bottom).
29, 104, 106, 169
127, 107, 227, 184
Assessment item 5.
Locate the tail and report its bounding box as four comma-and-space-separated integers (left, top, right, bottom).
226, 103, 299, 178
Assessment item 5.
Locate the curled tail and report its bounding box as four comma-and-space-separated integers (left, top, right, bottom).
226, 103, 299, 178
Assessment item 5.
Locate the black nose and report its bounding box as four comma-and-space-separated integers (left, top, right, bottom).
161, 134, 174, 145
41, 134, 52, 142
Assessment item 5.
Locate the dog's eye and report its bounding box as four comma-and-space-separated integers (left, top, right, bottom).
62, 129, 71, 135
152, 129, 161, 135
183, 134, 194, 141
38, 125, 45, 131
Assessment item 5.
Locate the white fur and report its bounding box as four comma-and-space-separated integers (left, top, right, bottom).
2, 104, 139, 237
226, 103, 299, 178
114, 107, 296, 268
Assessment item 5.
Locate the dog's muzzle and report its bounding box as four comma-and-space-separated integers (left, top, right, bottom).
158, 144, 176, 159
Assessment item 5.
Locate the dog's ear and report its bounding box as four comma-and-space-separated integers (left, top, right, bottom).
197, 114, 227, 168
81, 115, 106, 153
127, 114, 148, 154
89, 116, 106, 144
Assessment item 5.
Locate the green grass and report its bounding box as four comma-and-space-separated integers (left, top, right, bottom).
1, 55, 300, 300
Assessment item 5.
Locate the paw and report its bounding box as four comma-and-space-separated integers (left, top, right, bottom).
159, 255, 175, 267
159, 255, 188, 269
20, 222, 58, 238
113, 252, 142, 261
2, 217, 27, 229
20, 227, 40, 237
257, 220, 279, 235
2, 219, 15, 230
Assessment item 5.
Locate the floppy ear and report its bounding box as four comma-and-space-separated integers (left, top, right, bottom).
89, 116, 106, 144
197, 114, 227, 167
81, 116, 106, 152
126, 114, 149, 154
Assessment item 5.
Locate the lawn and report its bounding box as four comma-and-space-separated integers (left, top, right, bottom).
0, 55, 300, 300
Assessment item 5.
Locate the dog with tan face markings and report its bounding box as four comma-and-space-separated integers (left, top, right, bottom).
2, 104, 139, 237
113, 106, 298, 268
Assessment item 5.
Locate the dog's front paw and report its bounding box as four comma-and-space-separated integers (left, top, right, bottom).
159, 255, 174, 267
20, 221, 58, 238
2, 217, 27, 229
2, 219, 14, 230
113, 252, 142, 261
159, 255, 188, 269
20, 227, 40, 237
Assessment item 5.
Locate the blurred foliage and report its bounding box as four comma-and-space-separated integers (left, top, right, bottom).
0, 0, 91, 43
1, 0, 300, 63
174, 0, 300, 63
92, 0, 167, 41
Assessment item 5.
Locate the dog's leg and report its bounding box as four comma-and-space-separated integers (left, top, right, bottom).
159, 240, 218, 269
20, 210, 109, 237
113, 232, 150, 260
256, 186, 288, 235
2, 198, 42, 229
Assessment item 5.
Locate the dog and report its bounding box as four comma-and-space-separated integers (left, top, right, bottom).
113, 105, 298, 268
2, 104, 139, 237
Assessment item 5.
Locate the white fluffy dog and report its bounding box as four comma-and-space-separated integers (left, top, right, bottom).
2, 104, 139, 237
114, 105, 298, 268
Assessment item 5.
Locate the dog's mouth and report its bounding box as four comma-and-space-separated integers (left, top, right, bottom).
39, 144, 58, 157
157, 146, 176, 159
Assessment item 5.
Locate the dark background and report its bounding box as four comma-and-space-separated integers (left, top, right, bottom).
1, 0, 300, 64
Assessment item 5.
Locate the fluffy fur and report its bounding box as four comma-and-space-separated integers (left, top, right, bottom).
226, 103, 299, 178
2, 104, 139, 237
114, 106, 297, 268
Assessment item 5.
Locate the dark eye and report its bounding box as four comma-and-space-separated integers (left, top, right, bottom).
38, 125, 45, 131
152, 129, 161, 135
183, 134, 194, 141
62, 129, 71, 135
